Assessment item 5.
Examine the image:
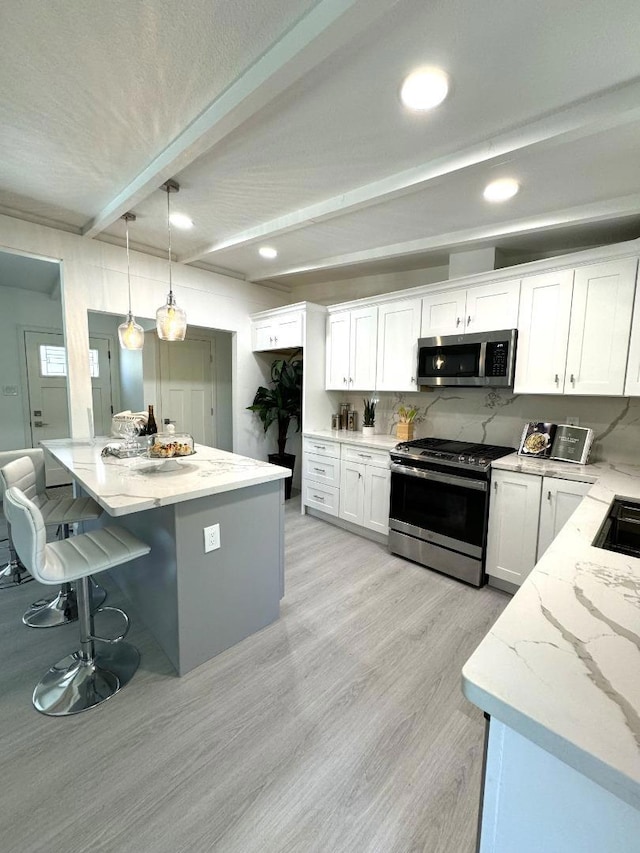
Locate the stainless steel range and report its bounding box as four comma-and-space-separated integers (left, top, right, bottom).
388, 437, 515, 587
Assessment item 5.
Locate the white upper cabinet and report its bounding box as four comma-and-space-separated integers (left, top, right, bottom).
514, 270, 574, 394
326, 306, 377, 391
565, 259, 637, 396
251, 308, 303, 351
376, 299, 421, 391
516, 259, 636, 396
421, 279, 520, 337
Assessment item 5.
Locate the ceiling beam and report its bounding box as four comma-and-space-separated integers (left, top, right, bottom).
82, 0, 398, 239
180, 77, 640, 264
245, 192, 640, 280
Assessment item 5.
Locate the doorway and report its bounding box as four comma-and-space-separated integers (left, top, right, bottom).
157, 336, 215, 445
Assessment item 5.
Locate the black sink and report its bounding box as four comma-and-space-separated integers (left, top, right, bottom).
594, 499, 640, 558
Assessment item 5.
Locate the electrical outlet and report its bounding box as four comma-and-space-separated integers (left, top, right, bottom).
204, 523, 220, 553
565, 416, 580, 426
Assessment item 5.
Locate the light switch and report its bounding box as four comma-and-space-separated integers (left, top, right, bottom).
2, 385, 18, 396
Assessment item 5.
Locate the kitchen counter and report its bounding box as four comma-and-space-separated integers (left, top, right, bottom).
40, 439, 288, 675
463, 452, 640, 809
41, 438, 290, 516
304, 429, 399, 450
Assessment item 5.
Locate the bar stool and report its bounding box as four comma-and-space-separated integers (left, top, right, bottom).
0, 449, 45, 584
0, 454, 106, 626
5, 485, 151, 715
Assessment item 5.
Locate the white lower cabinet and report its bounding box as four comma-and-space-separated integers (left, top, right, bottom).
486, 469, 592, 587
339, 446, 391, 534
363, 466, 391, 534
339, 461, 365, 525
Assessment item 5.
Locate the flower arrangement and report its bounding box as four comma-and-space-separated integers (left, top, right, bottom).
395, 403, 419, 440
397, 405, 418, 424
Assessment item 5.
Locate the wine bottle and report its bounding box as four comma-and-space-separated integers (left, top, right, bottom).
147, 404, 158, 435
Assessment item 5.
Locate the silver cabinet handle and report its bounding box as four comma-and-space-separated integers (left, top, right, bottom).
358, 453, 372, 459
349, 377, 353, 384
494, 481, 498, 491
547, 490, 552, 501
467, 315, 472, 326
269, 336, 273, 344
570, 373, 575, 386
343, 377, 347, 384
554, 374, 559, 385
313, 444, 326, 450
313, 467, 326, 474
274, 336, 278, 344
313, 494, 325, 502
411, 376, 416, 383
456, 317, 461, 327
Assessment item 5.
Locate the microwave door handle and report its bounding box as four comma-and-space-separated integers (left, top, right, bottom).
390, 462, 487, 492
478, 341, 487, 378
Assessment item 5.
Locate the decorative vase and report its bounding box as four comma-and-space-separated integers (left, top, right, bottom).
396, 422, 414, 441
362, 425, 375, 437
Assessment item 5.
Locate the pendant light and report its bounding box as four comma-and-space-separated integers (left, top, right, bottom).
156, 179, 187, 341
117, 212, 145, 350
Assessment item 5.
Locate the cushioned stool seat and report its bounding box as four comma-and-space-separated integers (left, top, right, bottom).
0, 454, 105, 626
5, 485, 151, 715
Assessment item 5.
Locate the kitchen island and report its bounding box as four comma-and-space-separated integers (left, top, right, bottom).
463, 456, 640, 852
41, 439, 290, 675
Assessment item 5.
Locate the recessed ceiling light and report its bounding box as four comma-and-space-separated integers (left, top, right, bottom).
483, 178, 520, 203
169, 212, 194, 229
259, 246, 278, 259
400, 67, 449, 111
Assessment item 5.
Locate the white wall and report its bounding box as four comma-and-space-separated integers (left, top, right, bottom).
287, 264, 449, 305
0, 284, 63, 451
0, 215, 288, 461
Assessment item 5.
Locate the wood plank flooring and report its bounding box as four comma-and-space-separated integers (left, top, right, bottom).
0, 496, 508, 853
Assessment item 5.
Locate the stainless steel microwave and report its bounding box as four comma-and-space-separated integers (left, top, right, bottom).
417, 329, 517, 387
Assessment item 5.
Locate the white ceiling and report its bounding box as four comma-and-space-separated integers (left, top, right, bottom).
1, 0, 640, 289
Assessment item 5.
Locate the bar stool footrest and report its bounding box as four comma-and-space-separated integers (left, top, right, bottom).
90, 606, 131, 643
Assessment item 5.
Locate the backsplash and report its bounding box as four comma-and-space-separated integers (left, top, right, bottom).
342, 389, 640, 464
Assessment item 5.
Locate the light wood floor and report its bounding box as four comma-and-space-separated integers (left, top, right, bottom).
0, 496, 508, 853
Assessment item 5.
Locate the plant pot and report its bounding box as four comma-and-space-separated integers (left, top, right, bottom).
362, 425, 376, 437
268, 452, 295, 500
396, 422, 414, 441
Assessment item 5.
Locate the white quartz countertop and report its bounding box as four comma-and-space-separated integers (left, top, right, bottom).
463, 452, 640, 809
304, 429, 398, 450
41, 439, 290, 517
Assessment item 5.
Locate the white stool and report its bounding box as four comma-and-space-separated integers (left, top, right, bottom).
0, 454, 106, 626
0, 449, 45, 584
5, 485, 151, 715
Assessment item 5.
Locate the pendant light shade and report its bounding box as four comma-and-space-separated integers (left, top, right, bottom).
118, 212, 144, 350
156, 180, 187, 342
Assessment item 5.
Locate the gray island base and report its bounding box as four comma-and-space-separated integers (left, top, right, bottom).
40, 440, 288, 676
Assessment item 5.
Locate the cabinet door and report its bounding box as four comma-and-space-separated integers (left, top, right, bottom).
624, 266, 640, 395
376, 299, 422, 391
465, 279, 520, 333
339, 461, 365, 525
537, 477, 591, 559
363, 466, 390, 534
326, 312, 351, 390
485, 470, 542, 587
274, 312, 303, 348
421, 288, 467, 337
252, 318, 275, 351
349, 306, 378, 390
513, 270, 574, 394
565, 259, 637, 396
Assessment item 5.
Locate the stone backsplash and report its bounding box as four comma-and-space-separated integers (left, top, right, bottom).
340, 389, 639, 464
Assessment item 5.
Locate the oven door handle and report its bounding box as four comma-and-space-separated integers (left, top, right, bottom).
390, 462, 487, 492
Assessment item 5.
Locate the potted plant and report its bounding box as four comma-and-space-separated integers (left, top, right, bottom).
396, 405, 418, 441
362, 398, 377, 436
247, 353, 303, 499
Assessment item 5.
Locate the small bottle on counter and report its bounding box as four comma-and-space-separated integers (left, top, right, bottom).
146, 404, 158, 435
164, 418, 176, 435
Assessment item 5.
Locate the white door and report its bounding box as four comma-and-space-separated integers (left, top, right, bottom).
513, 270, 574, 394
158, 337, 214, 445
326, 311, 351, 390
485, 470, 542, 587
421, 288, 467, 337
363, 465, 390, 534
537, 477, 591, 559
376, 299, 421, 391
564, 259, 637, 396
339, 461, 365, 525
349, 306, 377, 390
24, 331, 113, 486
465, 279, 520, 332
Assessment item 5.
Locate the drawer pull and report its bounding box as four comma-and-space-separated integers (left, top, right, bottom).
313, 467, 326, 474
313, 444, 326, 450
312, 494, 325, 502
359, 453, 372, 459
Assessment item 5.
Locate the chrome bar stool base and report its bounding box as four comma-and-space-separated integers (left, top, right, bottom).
23, 579, 107, 627
33, 641, 140, 716
0, 557, 29, 584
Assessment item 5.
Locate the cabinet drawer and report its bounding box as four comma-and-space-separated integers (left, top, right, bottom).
303, 436, 341, 458
304, 453, 340, 487
304, 482, 339, 516
342, 444, 390, 469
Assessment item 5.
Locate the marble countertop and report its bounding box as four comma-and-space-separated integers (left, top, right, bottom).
41, 439, 290, 517
463, 453, 640, 809
304, 429, 399, 450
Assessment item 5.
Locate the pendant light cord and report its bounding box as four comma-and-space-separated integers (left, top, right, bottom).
167, 187, 173, 300
125, 216, 133, 315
